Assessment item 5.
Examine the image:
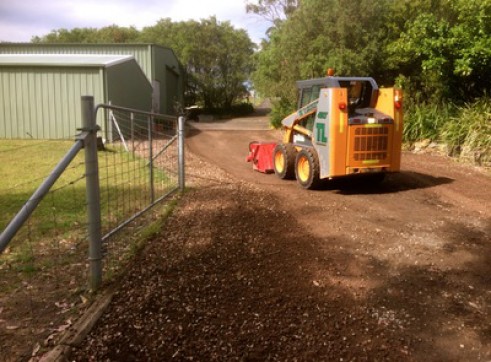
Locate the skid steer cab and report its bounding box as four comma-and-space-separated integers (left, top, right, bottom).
272, 73, 403, 189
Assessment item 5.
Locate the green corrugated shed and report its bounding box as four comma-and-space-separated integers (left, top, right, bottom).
0, 43, 183, 115
0, 54, 152, 139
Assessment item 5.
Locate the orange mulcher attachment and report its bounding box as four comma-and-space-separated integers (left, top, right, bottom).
246, 141, 277, 173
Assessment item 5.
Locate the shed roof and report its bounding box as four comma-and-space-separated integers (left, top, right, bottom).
0, 54, 134, 67
0, 42, 174, 52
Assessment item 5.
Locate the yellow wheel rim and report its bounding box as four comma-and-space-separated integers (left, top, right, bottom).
274, 151, 285, 173
297, 156, 310, 182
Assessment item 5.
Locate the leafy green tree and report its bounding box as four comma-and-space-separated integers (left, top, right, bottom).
252, 0, 391, 106
32, 28, 99, 43
95, 25, 140, 43
388, 0, 491, 102
140, 17, 255, 109
32, 25, 139, 43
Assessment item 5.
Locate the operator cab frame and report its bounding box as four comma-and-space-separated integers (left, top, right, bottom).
294, 76, 382, 134
296, 76, 379, 116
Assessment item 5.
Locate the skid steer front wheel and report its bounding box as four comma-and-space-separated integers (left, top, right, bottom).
295, 148, 321, 189
273, 143, 297, 179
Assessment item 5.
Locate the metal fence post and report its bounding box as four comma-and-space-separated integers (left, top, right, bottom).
82, 96, 102, 291
148, 115, 155, 202
130, 112, 135, 152
178, 116, 185, 191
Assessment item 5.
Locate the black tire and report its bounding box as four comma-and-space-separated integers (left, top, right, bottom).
295, 147, 321, 189
273, 143, 297, 179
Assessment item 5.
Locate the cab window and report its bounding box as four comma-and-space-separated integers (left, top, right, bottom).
300, 87, 312, 108
299, 85, 322, 108
339, 80, 373, 114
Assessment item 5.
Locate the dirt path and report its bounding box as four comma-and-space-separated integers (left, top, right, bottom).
71, 118, 491, 361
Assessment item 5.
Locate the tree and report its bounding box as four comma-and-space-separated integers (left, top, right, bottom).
252, 0, 391, 105
388, 0, 491, 102
32, 25, 140, 43
95, 25, 140, 43
141, 17, 255, 109
32, 28, 99, 43
245, 0, 300, 24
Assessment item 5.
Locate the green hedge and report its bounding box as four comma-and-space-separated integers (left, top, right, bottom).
404, 97, 491, 167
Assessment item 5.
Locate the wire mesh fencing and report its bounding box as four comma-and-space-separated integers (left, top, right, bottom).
0, 99, 183, 360
97, 104, 181, 278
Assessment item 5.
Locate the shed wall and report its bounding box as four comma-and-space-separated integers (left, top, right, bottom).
105, 59, 153, 141
153, 47, 183, 114
0, 67, 104, 139
106, 59, 152, 111
0, 44, 184, 115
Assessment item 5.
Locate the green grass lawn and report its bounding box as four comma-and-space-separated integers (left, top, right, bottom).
0, 140, 86, 230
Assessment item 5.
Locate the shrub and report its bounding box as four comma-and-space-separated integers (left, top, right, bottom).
230, 102, 254, 116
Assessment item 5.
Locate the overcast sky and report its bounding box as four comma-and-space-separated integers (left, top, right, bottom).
0, 0, 270, 44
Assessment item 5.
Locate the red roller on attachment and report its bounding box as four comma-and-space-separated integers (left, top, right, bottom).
246, 141, 277, 173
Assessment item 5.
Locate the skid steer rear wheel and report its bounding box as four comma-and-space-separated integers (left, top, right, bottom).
273, 143, 297, 179
295, 147, 321, 189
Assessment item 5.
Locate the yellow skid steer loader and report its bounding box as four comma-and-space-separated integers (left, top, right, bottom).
273, 70, 403, 189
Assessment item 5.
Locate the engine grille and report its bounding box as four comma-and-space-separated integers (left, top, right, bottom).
352, 126, 389, 162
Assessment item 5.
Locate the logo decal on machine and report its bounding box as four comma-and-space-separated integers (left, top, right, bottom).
315, 122, 328, 145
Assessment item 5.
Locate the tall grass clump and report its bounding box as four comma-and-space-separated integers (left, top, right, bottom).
442, 97, 491, 167
403, 102, 454, 143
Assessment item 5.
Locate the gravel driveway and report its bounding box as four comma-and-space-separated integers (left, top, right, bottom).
71, 119, 491, 361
